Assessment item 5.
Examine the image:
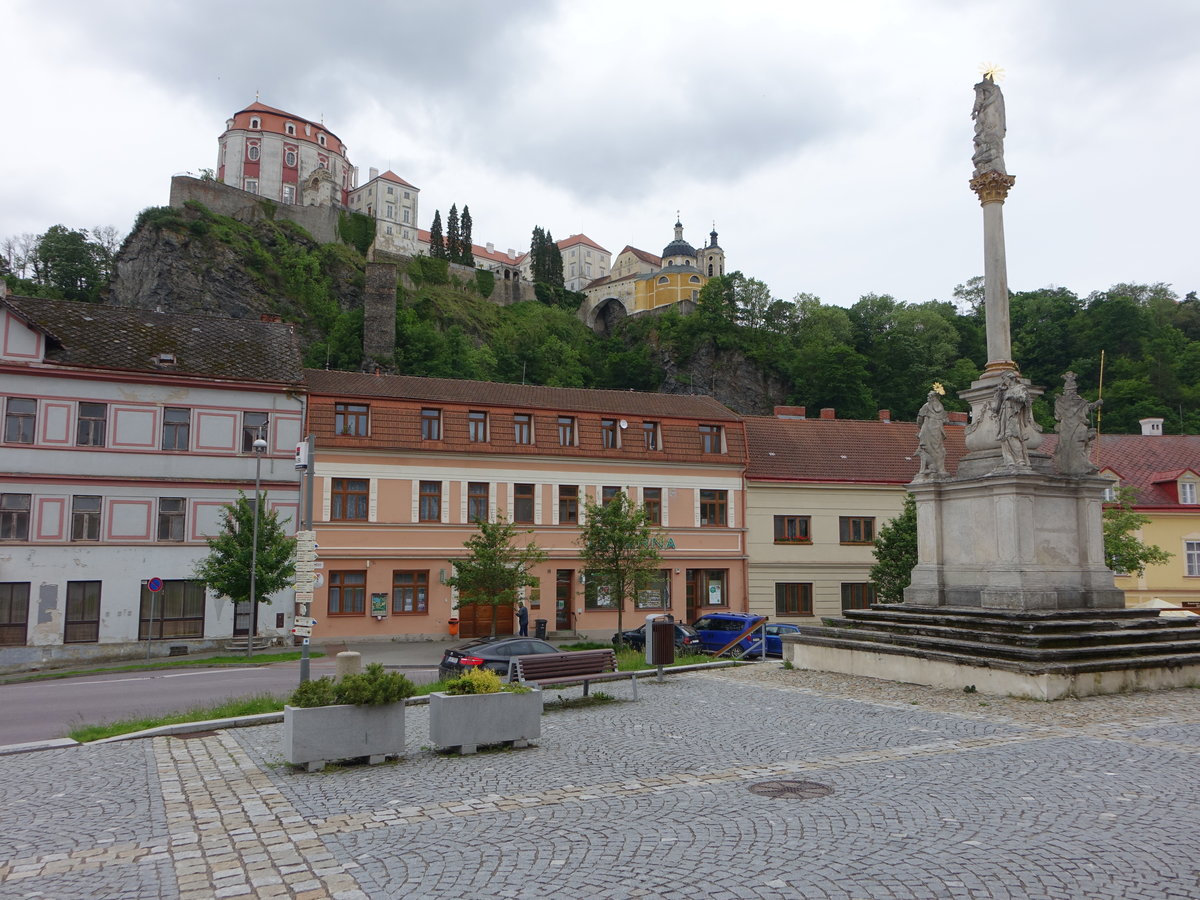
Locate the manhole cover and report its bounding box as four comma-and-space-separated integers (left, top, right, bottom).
747, 780, 833, 799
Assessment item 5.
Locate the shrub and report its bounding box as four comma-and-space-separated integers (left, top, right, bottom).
337, 211, 376, 255
287, 662, 415, 707
475, 269, 495, 299
444, 668, 503, 695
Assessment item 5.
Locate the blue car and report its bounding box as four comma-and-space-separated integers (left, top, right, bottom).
690, 612, 799, 658
737, 623, 802, 658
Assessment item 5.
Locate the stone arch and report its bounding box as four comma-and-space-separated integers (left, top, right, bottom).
585, 296, 630, 335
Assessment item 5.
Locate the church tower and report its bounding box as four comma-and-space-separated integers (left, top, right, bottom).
702, 225, 725, 278
660, 217, 698, 268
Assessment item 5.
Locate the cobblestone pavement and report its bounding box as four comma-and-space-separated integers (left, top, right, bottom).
2, 666, 1199, 899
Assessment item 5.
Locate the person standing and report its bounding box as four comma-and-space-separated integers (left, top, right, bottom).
516, 600, 529, 637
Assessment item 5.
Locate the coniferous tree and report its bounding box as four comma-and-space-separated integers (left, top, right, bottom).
459, 205, 474, 267
545, 230, 564, 288
529, 226, 547, 283
446, 204, 461, 263
428, 210, 445, 258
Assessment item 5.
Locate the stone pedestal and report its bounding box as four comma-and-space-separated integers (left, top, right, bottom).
905, 469, 1123, 610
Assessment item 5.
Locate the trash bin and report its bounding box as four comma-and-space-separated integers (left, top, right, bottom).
448, 617, 459, 637
535, 619, 548, 639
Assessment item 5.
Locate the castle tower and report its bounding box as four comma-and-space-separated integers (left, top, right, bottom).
660, 217, 697, 268
702, 225, 725, 278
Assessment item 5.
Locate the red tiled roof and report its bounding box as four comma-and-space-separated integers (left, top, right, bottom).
377, 170, 418, 189
744, 415, 968, 483
233, 101, 345, 146
414, 230, 522, 266
1078, 434, 1200, 507
557, 233, 609, 254
303, 369, 742, 420
618, 246, 662, 267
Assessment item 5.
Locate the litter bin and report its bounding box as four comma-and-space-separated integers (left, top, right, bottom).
448, 616, 459, 637
535, 619, 548, 639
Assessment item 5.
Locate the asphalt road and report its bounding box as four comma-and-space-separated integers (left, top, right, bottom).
0, 660, 439, 746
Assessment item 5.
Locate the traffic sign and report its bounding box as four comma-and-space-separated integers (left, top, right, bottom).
147, 577, 164, 593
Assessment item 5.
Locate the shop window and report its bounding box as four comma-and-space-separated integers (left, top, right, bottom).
392, 571, 429, 614
693, 569, 728, 607
776, 583, 813, 616
331, 479, 368, 520
329, 571, 366, 615
635, 569, 672, 609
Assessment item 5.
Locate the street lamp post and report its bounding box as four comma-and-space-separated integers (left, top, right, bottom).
248, 437, 268, 658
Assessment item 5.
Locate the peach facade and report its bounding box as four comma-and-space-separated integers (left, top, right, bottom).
304, 371, 748, 642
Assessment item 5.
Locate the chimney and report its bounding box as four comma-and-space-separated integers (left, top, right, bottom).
369, 167, 379, 181
773, 405, 806, 419
259, 313, 282, 323
1140, 417, 1164, 436
820, 408, 836, 420
878, 409, 891, 423
948, 411, 969, 426
486, 242, 495, 254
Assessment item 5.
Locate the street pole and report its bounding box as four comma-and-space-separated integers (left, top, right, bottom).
300, 433, 315, 683
248, 436, 267, 659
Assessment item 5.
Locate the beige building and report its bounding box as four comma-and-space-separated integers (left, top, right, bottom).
348, 169, 421, 255
742, 407, 967, 623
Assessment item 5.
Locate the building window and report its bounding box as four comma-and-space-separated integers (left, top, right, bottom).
4, 398, 36, 443
162, 407, 190, 451
776, 583, 813, 616
643, 488, 662, 525
557, 416, 576, 447
318, 134, 327, 146
403, 209, 410, 223
249, 116, 261, 129
243, 177, 259, 194
602, 486, 621, 507
65, 581, 101, 643
839, 517, 875, 544
1187, 541, 1200, 577
0, 494, 31, 541
71, 495, 101, 541
331, 479, 368, 520
635, 569, 671, 609
242, 412, 268, 451
699, 424, 723, 454
335, 402, 369, 436
329, 571, 366, 615
774, 515, 811, 544
643, 421, 659, 451
559, 485, 579, 524
514, 483, 535, 524
419, 481, 442, 522
282, 184, 296, 205
158, 498, 186, 541
247, 144, 260, 161
77, 402, 107, 446
468, 411, 488, 442
841, 583, 877, 610
1102, 482, 1118, 502
392, 571, 429, 614
284, 149, 298, 167
0, 582, 29, 646
1181, 482, 1197, 504
601, 419, 619, 449
421, 408, 442, 441
514, 413, 532, 444
139, 580, 205, 638
468, 482, 489, 523
700, 490, 727, 527
285, 122, 296, 135
693, 569, 728, 607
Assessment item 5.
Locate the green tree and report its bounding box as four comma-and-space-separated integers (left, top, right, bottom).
192, 491, 297, 619
869, 493, 917, 603
577, 491, 662, 638
35, 225, 103, 301
428, 210, 446, 258
446, 517, 547, 637
529, 225, 563, 287
459, 205, 475, 267
446, 204, 461, 263
1104, 487, 1173, 576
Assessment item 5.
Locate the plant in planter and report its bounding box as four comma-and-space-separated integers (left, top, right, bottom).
429, 668, 542, 755
284, 663, 416, 772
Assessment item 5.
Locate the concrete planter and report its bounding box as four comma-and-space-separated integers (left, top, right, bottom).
283, 702, 406, 772
428, 688, 542, 754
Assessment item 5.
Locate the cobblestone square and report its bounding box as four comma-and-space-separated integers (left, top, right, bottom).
2, 666, 1199, 898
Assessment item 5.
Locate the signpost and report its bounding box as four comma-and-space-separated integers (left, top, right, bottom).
295, 433, 317, 683
145, 577, 163, 659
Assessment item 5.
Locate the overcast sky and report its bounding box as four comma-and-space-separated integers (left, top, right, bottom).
5, 0, 1198, 308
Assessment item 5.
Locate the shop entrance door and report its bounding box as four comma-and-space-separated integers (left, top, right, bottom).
555, 569, 573, 631
685, 569, 698, 622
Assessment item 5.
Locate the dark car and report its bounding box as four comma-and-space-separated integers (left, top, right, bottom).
612, 622, 703, 653
437, 636, 559, 680
737, 623, 803, 658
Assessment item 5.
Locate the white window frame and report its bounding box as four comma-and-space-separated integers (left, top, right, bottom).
1187, 540, 1200, 577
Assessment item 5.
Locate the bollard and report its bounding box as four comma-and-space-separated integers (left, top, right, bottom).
335, 650, 363, 680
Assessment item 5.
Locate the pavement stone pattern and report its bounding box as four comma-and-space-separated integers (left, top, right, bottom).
0, 665, 1197, 898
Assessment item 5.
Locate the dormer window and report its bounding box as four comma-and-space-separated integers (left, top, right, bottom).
318, 134, 327, 147
249, 116, 261, 129
1182, 481, 1197, 505
285, 122, 296, 136
156, 352, 177, 367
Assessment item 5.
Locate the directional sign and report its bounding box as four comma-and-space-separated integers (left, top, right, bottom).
295, 530, 317, 543
147, 577, 164, 593
291, 625, 313, 637
294, 591, 314, 602
295, 616, 316, 628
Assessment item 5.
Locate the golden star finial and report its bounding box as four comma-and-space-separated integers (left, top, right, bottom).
979, 63, 1005, 82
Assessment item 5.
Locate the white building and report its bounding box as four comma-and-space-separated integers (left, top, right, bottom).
0, 290, 306, 671
348, 169, 421, 255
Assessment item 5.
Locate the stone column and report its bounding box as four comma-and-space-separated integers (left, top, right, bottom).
969, 170, 1017, 375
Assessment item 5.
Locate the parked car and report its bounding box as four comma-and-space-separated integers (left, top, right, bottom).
690, 612, 771, 654
612, 622, 703, 653
437, 636, 559, 679
736, 623, 803, 658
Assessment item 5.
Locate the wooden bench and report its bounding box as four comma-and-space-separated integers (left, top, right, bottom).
509, 649, 638, 698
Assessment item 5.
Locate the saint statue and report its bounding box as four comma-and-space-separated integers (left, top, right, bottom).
915, 389, 949, 479
992, 371, 1033, 469
971, 73, 1006, 176
1053, 372, 1102, 476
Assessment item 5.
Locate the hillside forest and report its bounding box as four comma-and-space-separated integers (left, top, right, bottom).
3, 207, 1198, 434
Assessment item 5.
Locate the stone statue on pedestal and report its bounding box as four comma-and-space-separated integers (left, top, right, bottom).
971, 74, 1007, 176
991, 371, 1034, 469
915, 389, 949, 479
1053, 371, 1103, 475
